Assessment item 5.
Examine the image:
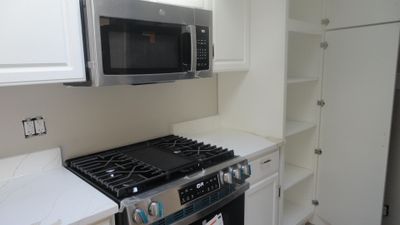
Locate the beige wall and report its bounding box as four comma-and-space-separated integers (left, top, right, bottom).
0, 77, 217, 159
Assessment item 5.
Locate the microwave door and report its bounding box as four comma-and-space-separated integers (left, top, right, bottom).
99, 17, 196, 83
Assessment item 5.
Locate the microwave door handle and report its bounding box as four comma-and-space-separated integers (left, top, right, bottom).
188, 25, 197, 73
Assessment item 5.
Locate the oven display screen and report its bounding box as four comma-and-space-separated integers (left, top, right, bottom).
178, 175, 220, 205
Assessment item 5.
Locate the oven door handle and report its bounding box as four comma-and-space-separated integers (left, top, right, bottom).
171, 182, 250, 225
187, 24, 197, 73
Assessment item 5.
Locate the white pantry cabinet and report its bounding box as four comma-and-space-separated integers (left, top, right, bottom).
316, 23, 400, 225
284, 0, 400, 221
245, 173, 279, 225
0, 0, 85, 86
324, 0, 400, 29
212, 0, 250, 72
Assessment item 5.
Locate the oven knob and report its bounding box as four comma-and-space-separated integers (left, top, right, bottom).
233, 167, 242, 180
148, 201, 164, 218
241, 163, 252, 176
133, 209, 149, 224
223, 168, 233, 184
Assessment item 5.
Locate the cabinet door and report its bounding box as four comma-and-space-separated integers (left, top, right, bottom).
212, 0, 250, 72
0, 0, 85, 86
325, 0, 400, 29
245, 173, 279, 225
316, 23, 400, 225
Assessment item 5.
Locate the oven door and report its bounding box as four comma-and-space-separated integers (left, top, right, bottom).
171, 183, 248, 225
189, 194, 244, 225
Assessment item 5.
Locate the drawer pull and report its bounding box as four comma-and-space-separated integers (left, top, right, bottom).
262, 159, 272, 164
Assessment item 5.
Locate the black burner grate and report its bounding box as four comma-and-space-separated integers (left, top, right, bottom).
68, 151, 166, 198
151, 135, 235, 169
66, 135, 235, 200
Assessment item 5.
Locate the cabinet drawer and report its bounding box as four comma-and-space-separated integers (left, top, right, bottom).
247, 151, 279, 185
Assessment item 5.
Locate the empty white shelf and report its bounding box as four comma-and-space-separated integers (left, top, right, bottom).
287, 77, 319, 84
286, 120, 316, 137
284, 163, 313, 190
283, 200, 314, 225
288, 19, 322, 35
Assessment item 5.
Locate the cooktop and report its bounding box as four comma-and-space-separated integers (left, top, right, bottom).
66, 135, 235, 201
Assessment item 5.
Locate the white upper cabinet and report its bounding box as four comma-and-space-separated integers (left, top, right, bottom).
0, 0, 85, 86
325, 0, 400, 29
152, 0, 206, 8
212, 0, 250, 72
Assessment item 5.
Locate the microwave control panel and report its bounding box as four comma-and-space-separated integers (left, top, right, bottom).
196, 26, 210, 71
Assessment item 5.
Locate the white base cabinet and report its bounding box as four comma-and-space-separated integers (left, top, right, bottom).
0, 0, 85, 86
245, 150, 280, 225
245, 173, 279, 225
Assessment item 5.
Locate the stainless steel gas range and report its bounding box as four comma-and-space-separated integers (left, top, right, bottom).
66, 135, 251, 225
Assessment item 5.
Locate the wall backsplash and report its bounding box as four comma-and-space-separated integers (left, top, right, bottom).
0, 77, 217, 160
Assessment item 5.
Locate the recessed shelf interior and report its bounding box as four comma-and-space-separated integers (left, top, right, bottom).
285, 120, 316, 137
288, 0, 322, 25
288, 32, 322, 81
287, 76, 319, 84
288, 19, 322, 35
284, 1, 322, 223
283, 199, 314, 225
284, 163, 314, 191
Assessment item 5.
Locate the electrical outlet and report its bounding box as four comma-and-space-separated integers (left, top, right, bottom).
34, 117, 46, 135
22, 116, 47, 138
22, 119, 35, 138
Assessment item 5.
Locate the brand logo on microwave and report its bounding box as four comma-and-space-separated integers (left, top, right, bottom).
196, 182, 205, 189
159, 9, 166, 16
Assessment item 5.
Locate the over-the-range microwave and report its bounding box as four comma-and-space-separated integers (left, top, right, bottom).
71, 0, 213, 87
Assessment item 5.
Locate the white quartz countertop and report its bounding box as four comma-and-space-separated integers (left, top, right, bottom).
176, 128, 281, 160
0, 148, 118, 225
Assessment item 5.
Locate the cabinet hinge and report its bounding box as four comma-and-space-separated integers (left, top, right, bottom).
320, 41, 328, 49
383, 205, 390, 217
312, 200, 319, 206
278, 186, 281, 198
317, 99, 326, 107
87, 61, 95, 69
321, 18, 330, 26
315, 148, 322, 155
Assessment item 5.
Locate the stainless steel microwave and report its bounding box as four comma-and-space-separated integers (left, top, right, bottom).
74, 0, 213, 86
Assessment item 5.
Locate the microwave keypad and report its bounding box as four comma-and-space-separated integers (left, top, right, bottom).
196, 26, 210, 71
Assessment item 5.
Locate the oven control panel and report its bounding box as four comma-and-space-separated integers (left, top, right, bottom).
179, 174, 220, 205
196, 26, 210, 71
122, 159, 252, 225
